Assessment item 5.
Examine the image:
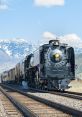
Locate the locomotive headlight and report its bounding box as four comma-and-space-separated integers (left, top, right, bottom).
50, 49, 62, 63
54, 53, 60, 58
53, 53, 61, 61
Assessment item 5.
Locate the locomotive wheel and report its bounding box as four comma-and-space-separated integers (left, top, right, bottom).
59, 89, 65, 92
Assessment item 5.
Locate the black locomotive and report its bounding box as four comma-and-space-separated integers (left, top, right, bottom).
24, 40, 75, 90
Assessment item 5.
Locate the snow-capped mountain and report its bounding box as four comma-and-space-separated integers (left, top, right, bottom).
0, 48, 10, 62
0, 38, 33, 60
74, 48, 82, 54
0, 38, 34, 73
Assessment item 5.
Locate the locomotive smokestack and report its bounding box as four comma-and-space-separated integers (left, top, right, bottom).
49, 40, 60, 45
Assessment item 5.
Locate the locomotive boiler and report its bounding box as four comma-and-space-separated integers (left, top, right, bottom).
24, 40, 75, 90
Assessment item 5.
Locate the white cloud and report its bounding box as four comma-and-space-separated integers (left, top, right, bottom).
43, 32, 56, 39
34, 0, 64, 7
0, 0, 8, 10
39, 32, 56, 45
0, 4, 8, 10
60, 34, 82, 48
42, 32, 82, 48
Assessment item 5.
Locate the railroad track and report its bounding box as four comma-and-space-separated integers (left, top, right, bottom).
0, 85, 71, 117
29, 88, 82, 100
0, 84, 82, 117
0, 90, 23, 117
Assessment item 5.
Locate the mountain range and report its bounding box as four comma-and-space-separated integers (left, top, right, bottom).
0, 38, 34, 73
75, 53, 82, 79
0, 38, 33, 60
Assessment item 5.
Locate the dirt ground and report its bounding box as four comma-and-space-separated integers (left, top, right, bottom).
67, 80, 82, 93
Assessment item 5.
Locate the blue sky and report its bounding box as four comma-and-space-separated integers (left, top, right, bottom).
0, 0, 82, 43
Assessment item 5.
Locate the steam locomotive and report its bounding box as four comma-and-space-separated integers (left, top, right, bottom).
1, 40, 75, 91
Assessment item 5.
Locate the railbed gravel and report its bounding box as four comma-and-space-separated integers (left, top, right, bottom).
28, 92, 82, 112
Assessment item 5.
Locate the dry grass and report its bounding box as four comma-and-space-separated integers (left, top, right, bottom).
67, 80, 82, 93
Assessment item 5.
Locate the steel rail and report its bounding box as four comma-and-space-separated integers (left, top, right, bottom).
64, 90, 82, 96
29, 88, 82, 100
1, 84, 82, 117
0, 86, 38, 117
